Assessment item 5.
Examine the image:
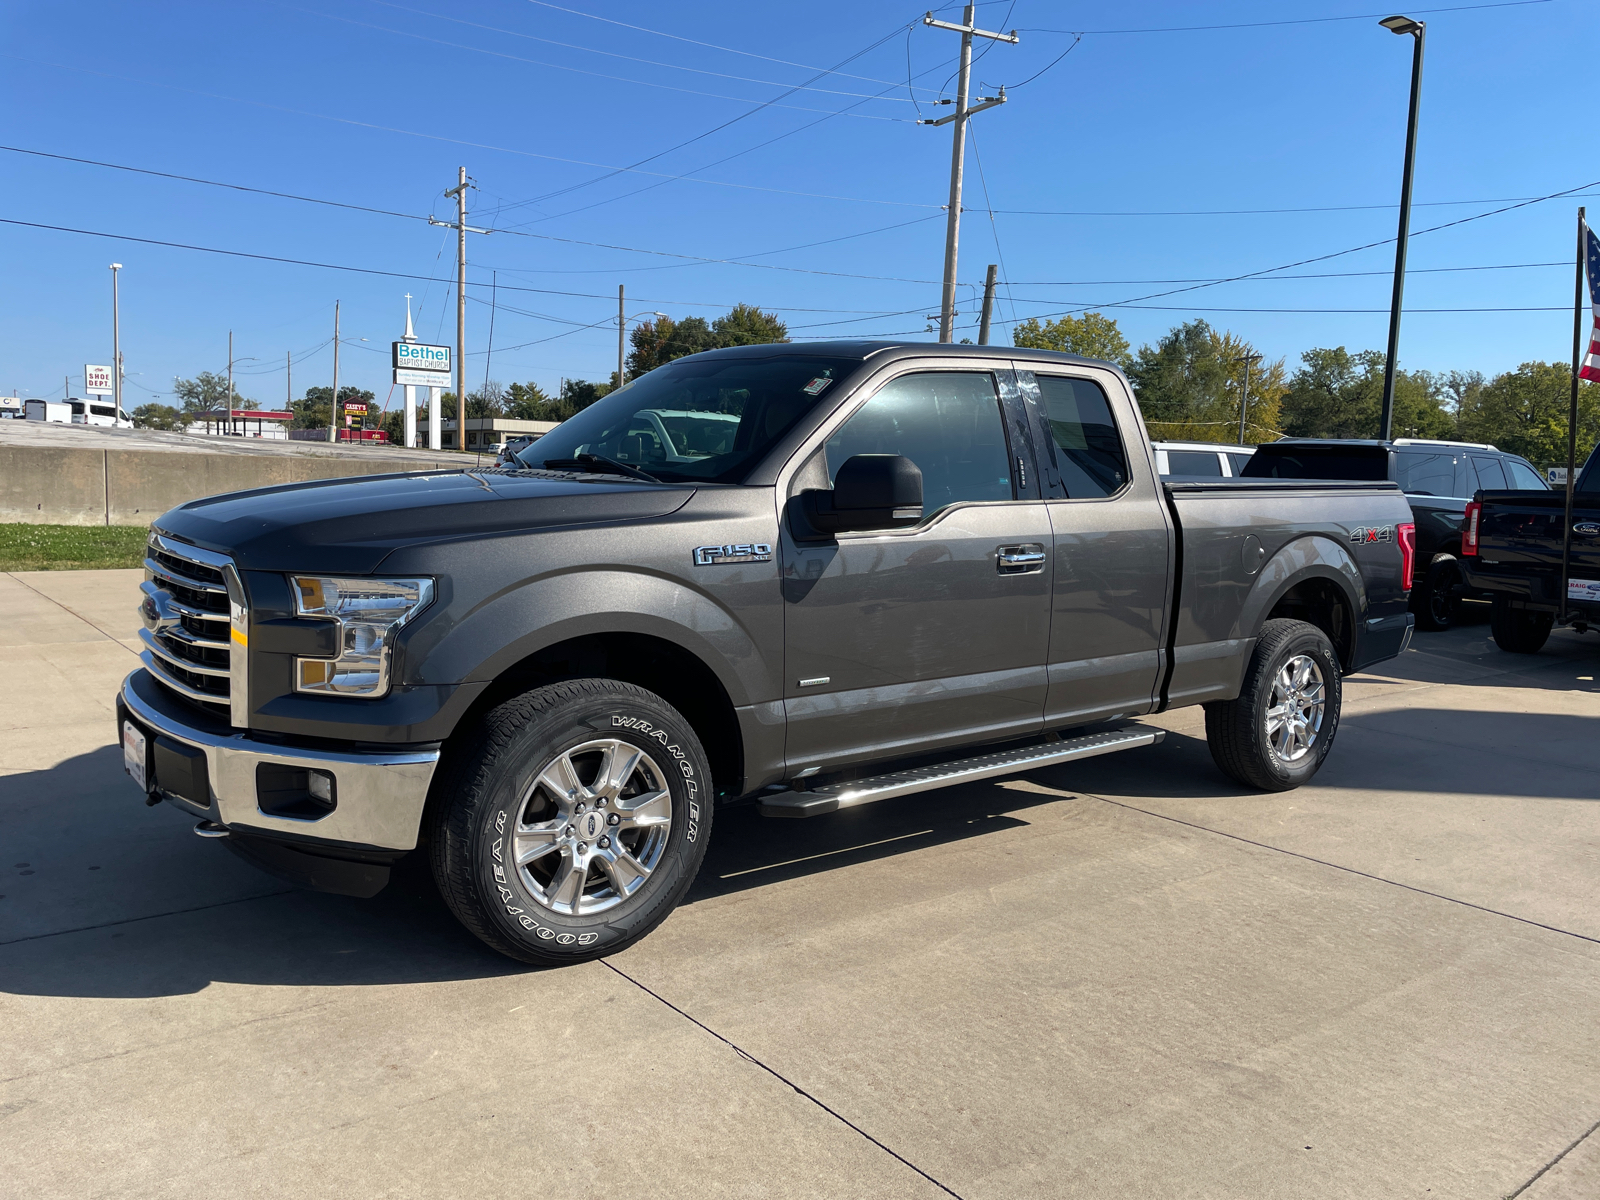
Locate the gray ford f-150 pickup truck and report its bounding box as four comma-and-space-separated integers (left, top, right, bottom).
116, 342, 1416, 963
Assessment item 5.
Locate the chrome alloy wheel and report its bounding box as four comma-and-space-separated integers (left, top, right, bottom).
513, 738, 672, 916
1264, 654, 1326, 764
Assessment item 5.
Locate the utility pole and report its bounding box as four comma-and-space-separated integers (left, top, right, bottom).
109, 263, 122, 420
921, 7, 1016, 344
227, 330, 234, 437
431, 167, 491, 445
286, 351, 292, 411
1230, 353, 1263, 444
977, 264, 998, 345
617, 285, 626, 389
327, 302, 340, 443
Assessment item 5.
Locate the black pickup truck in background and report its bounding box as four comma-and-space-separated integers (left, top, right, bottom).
1241, 438, 1549, 631
1460, 446, 1600, 653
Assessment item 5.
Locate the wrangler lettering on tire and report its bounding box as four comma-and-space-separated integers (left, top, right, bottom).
428, 679, 713, 966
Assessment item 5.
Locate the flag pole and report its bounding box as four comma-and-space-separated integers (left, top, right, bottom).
1560, 205, 1585, 625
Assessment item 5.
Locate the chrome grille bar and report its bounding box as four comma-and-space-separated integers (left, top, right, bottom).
140, 532, 248, 727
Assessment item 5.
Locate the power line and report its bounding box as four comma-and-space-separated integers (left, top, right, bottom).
0, 53, 942, 212
1019, 0, 1553, 36
517, 0, 920, 89
365, 0, 935, 101
490, 20, 919, 217
286, 5, 913, 121
1002, 261, 1569, 286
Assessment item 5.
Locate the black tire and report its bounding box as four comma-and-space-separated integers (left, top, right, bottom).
1204, 618, 1343, 792
428, 679, 712, 965
1411, 557, 1462, 632
1489, 597, 1553, 654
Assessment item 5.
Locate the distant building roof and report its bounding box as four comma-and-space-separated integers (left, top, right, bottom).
198, 409, 294, 421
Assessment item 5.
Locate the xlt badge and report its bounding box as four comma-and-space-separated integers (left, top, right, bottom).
694, 543, 773, 566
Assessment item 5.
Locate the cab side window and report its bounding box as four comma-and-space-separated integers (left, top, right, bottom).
1506, 458, 1548, 490
1035, 375, 1128, 498
1471, 456, 1508, 490
825, 371, 1012, 515
1395, 450, 1469, 497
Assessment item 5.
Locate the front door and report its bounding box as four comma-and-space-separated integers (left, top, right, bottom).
1016, 368, 1172, 726
781, 367, 1053, 774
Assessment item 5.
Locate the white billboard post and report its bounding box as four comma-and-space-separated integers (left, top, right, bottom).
84, 364, 114, 396
393, 340, 450, 451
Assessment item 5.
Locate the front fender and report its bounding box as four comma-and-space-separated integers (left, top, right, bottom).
409, 566, 774, 709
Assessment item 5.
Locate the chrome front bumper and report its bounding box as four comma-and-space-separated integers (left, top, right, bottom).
118, 670, 440, 852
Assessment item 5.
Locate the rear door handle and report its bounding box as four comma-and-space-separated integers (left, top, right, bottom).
997, 544, 1046, 575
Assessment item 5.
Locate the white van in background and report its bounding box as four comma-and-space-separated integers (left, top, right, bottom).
25, 399, 72, 423
72, 398, 133, 428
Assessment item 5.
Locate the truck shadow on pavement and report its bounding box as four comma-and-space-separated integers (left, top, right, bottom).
6, 693, 1594, 999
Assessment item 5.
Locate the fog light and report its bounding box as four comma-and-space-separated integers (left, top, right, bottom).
308, 770, 334, 804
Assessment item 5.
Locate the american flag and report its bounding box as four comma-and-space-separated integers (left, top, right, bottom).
1583, 223, 1600, 382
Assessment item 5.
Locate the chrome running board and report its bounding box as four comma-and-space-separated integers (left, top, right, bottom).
758, 726, 1165, 818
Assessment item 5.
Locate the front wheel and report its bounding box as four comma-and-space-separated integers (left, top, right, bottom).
428, 679, 712, 965
1205, 618, 1343, 792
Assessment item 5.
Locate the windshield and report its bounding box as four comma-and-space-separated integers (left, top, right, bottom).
515, 354, 860, 483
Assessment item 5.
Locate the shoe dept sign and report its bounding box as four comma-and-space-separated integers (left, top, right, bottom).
393, 341, 452, 387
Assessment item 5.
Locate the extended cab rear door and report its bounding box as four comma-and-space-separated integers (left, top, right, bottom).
1014, 365, 1173, 725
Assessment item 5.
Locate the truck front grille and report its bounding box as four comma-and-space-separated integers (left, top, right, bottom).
138, 533, 247, 726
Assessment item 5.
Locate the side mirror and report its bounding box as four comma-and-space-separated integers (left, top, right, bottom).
803, 454, 924, 534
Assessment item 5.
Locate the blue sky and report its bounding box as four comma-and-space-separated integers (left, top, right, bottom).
2, 0, 1594, 411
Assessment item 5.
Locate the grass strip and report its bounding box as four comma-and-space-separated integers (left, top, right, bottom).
0, 523, 149, 571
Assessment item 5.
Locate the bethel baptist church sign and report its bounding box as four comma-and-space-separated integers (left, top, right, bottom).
393, 341, 451, 387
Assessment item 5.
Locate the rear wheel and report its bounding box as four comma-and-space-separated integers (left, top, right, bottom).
428, 679, 712, 965
1489, 597, 1553, 654
1205, 618, 1342, 792
1411, 557, 1462, 632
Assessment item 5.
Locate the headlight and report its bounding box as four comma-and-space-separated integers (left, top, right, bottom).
291, 576, 434, 696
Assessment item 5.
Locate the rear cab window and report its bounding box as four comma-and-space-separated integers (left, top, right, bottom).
1241, 445, 1389, 481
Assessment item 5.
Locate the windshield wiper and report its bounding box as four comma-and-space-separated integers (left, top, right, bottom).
541, 454, 662, 484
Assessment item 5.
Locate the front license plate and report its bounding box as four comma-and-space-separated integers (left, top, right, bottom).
122, 721, 149, 793
1568, 578, 1600, 601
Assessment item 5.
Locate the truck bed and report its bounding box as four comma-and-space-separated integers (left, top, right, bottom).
1465, 488, 1600, 612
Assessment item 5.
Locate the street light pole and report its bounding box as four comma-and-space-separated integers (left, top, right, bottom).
109, 263, 122, 421
1379, 14, 1426, 442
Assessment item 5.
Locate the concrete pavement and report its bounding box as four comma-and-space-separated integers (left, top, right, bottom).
2, 570, 1597, 1198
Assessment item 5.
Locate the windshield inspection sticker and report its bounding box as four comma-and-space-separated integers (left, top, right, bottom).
801, 376, 834, 396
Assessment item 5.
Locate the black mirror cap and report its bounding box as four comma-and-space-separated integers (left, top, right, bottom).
801, 454, 925, 534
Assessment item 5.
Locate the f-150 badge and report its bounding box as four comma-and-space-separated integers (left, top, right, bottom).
694, 543, 773, 566
1349, 526, 1393, 545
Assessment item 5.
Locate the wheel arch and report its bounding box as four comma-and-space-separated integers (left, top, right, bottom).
1241, 535, 1365, 671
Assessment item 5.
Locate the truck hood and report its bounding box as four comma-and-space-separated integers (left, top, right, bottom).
153, 469, 696, 573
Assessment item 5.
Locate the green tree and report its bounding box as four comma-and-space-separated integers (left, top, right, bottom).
1124, 320, 1286, 442
1012, 312, 1131, 367
561, 378, 612, 410
293, 385, 374, 430
465, 381, 505, 419
711, 302, 789, 347
627, 304, 788, 377
172, 371, 251, 413
505, 381, 554, 420
1456, 361, 1600, 468
131, 402, 182, 430
1279, 348, 1452, 440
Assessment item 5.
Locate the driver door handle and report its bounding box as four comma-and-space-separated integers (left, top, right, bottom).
997, 544, 1046, 575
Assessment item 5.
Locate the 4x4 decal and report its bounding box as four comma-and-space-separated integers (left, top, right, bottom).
1350, 526, 1393, 545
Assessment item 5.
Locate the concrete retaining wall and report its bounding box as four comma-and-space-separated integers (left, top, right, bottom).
0, 445, 463, 526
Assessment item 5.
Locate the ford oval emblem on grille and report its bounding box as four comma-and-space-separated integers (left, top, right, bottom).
1574, 522, 1600, 537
